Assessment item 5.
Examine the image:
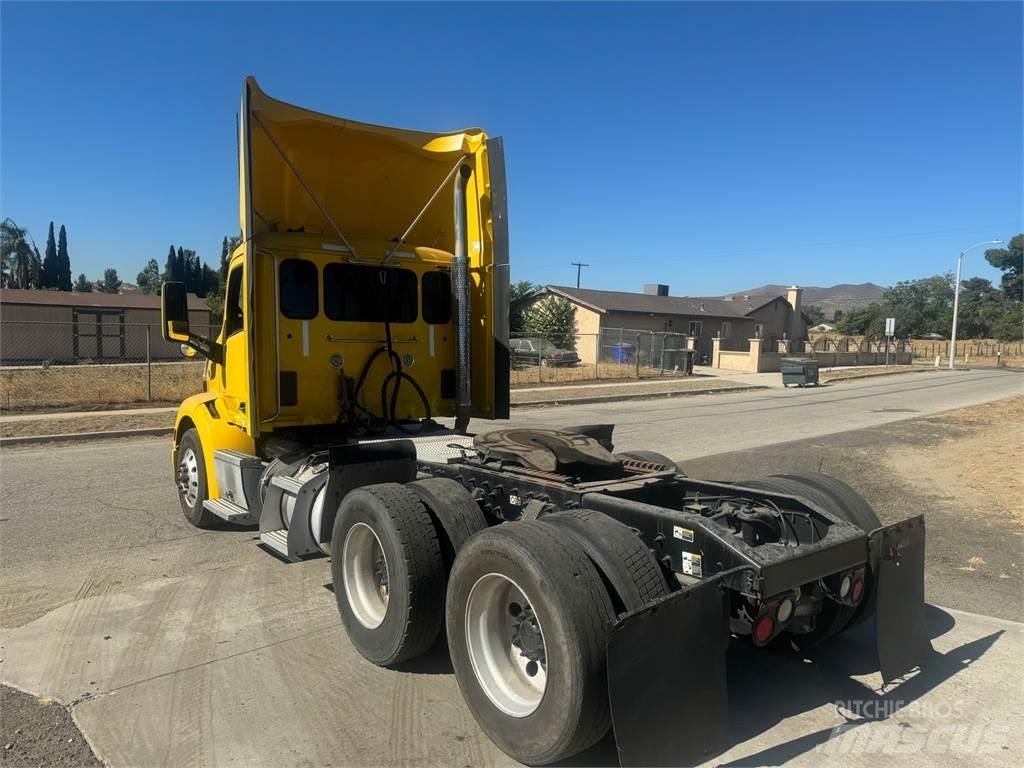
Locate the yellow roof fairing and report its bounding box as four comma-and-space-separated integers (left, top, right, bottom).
240, 77, 488, 253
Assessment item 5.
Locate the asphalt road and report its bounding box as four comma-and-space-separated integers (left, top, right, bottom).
1, 367, 1021, 767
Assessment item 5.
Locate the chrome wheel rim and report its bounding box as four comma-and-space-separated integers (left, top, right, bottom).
177, 447, 200, 508
465, 573, 547, 718
343, 523, 390, 629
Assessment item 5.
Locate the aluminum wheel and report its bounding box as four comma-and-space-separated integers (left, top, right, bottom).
343, 523, 390, 629
177, 447, 200, 508
465, 573, 548, 718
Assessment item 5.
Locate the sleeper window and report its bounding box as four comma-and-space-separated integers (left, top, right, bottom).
422, 271, 452, 324
324, 264, 417, 323
279, 259, 318, 319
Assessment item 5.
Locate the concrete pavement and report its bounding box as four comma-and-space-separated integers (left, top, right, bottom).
1, 367, 1021, 767
1, 554, 1019, 767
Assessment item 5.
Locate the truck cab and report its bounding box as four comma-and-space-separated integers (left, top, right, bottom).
163, 77, 510, 503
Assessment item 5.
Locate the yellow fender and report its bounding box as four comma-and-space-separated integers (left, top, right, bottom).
172, 393, 255, 499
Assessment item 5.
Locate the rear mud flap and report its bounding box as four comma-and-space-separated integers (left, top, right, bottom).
872, 514, 932, 684
607, 577, 729, 767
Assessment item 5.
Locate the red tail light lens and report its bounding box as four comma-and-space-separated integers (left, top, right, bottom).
851, 578, 864, 604
753, 614, 775, 645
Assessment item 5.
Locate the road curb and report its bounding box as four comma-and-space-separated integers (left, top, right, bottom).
821, 367, 957, 384
510, 384, 767, 408
0, 427, 173, 447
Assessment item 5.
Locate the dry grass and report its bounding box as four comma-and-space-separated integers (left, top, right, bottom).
888, 395, 1024, 525
0, 361, 206, 411
1, 410, 174, 438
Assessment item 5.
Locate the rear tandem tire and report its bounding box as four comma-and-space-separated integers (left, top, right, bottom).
540, 509, 670, 613
331, 483, 446, 666
447, 522, 615, 766
176, 428, 217, 528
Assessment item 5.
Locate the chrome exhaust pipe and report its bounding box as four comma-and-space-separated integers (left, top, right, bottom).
453, 164, 472, 432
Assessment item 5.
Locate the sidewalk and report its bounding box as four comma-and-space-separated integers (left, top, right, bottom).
2, 376, 766, 444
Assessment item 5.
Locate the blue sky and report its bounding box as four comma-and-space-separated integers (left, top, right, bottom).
2, 1, 1021, 295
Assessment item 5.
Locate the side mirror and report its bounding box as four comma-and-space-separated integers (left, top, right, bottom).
180, 343, 198, 359
161, 282, 190, 342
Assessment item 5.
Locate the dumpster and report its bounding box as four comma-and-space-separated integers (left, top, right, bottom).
781, 357, 819, 387
611, 343, 635, 364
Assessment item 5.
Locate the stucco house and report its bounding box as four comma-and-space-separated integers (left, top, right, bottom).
515, 284, 809, 364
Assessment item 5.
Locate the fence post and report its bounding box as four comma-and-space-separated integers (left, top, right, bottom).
146, 325, 152, 402
635, 335, 641, 378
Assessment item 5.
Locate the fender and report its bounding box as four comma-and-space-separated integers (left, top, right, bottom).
172, 392, 255, 499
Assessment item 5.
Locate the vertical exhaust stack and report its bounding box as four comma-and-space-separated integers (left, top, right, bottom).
453, 164, 473, 433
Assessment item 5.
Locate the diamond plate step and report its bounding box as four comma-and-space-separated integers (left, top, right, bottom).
203, 497, 256, 524
260, 529, 290, 558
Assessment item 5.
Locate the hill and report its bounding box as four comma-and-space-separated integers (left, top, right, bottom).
727, 282, 885, 319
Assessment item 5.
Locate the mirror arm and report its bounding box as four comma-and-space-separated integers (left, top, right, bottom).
186, 333, 223, 365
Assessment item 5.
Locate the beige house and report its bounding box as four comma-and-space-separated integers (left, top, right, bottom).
1, 289, 212, 364
517, 284, 809, 364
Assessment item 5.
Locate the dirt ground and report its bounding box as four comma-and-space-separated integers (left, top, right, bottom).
888, 395, 1024, 526
680, 394, 1024, 621
0, 411, 174, 439
0, 686, 101, 768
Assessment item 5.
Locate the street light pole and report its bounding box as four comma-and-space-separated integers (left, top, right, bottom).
949, 240, 1002, 369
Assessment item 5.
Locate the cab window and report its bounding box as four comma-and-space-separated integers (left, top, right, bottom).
422, 271, 451, 324
324, 264, 417, 323
224, 266, 244, 337
279, 258, 318, 319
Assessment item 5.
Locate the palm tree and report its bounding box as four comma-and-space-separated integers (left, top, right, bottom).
1, 219, 42, 289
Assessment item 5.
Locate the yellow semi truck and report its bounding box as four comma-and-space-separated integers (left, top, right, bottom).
162, 78, 931, 766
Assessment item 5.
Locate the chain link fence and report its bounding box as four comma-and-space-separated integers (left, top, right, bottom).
510, 328, 696, 386
1, 321, 214, 411
1, 321, 705, 410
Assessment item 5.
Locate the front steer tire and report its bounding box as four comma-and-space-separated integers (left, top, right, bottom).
176, 428, 217, 528
331, 483, 445, 666
447, 522, 615, 766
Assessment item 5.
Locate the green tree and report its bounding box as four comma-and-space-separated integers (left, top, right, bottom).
509, 280, 536, 334
985, 234, 1023, 302
175, 247, 186, 285
835, 303, 886, 337
163, 244, 178, 282
101, 268, 122, 294
803, 305, 827, 326
0, 218, 42, 289
74, 273, 93, 292
881, 275, 954, 337
56, 225, 72, 291
136, 258, 161, 294
42, 221, 58, 288
523, 296, 577, 350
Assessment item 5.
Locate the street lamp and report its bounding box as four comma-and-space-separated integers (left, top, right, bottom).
949, 239, 1002, 369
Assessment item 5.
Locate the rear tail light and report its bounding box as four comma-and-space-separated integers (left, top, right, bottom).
839, 574, 852, 599
851, 577, 865, 604
776, 597, 795, 624
753, 614, 775, 645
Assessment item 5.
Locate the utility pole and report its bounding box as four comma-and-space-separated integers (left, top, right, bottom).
949, 240, 1001, 369
571, 262, 589, 289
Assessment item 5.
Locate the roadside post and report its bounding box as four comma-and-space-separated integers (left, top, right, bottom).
884, 317, 895, 366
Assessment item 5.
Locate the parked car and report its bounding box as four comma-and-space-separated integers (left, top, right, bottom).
510, 338, 580, 366
917, 333, 946, 340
